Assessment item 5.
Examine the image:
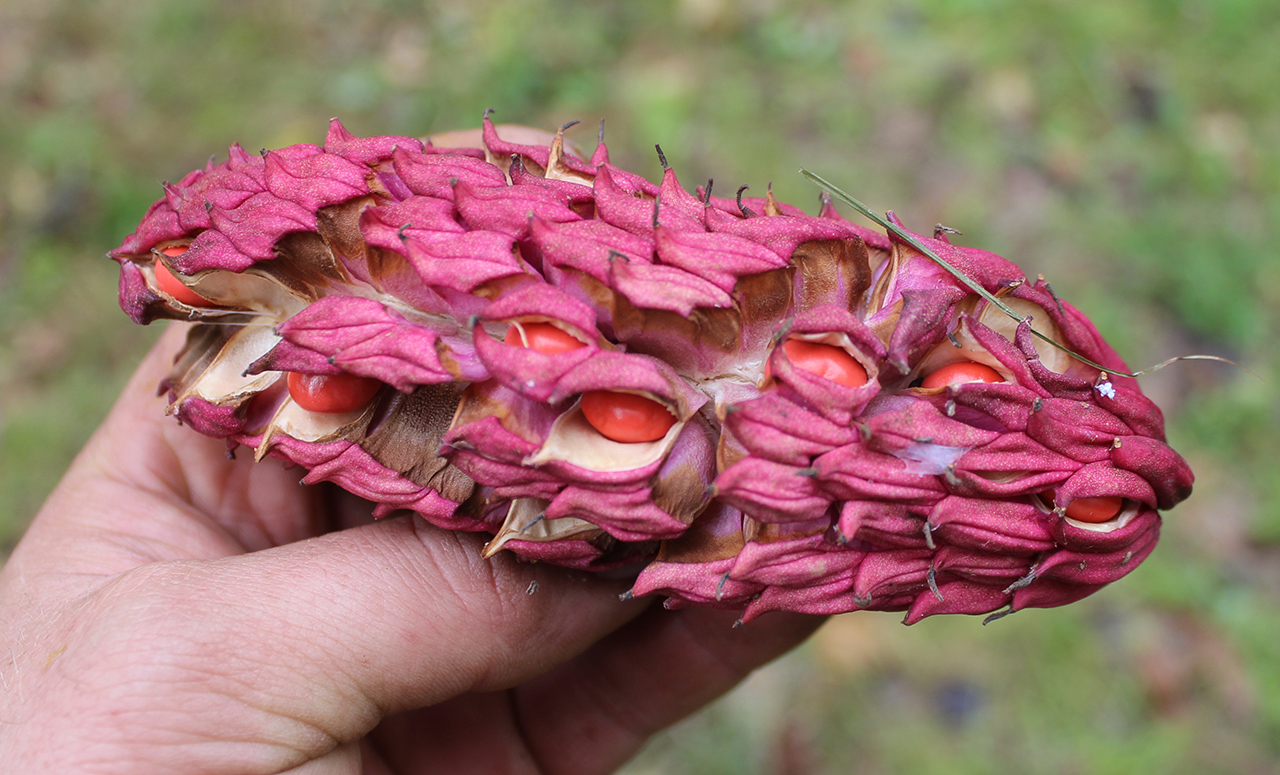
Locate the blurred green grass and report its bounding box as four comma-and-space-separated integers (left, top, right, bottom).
1, 0, 1277, 772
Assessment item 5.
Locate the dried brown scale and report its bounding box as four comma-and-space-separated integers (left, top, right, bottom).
109, 116, 1194, 623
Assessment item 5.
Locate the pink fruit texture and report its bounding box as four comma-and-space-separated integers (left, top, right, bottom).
110, 116, 1193, 623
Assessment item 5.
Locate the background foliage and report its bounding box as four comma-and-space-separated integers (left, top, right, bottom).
1, 1, 1277, 772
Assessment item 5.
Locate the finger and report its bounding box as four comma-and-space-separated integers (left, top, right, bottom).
87, 322, 325, 549
279, 740, 361, 775
512, 606, 825, 775
11, 323, 323, 583
45, 517, 648, 772
9, 322, 653, 773
365, 692, 545, 775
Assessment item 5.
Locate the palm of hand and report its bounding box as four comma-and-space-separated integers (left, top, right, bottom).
0, 327, 820, 775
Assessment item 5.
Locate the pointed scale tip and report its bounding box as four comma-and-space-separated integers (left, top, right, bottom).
934, 223, 962, 241
926, 567, 943, 602
654, 144, 669, 170
983, 607, 1016, 625
481, 537, 507, 560
736, 185, 756, 217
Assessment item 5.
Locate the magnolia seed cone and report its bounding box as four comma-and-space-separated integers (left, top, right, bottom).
110, 114, 1193, 624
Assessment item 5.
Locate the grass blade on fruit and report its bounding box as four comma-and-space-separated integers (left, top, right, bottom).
801, 168, 1242, 380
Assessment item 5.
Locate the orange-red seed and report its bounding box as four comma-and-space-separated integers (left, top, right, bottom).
153, 246, 214, 307
504, 322, 586, 354
287, 372, 383, 414
580, 390, 676, 443
921, 361, 1003, 390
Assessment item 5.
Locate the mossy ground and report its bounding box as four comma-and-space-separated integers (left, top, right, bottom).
2, 1, 1277, 772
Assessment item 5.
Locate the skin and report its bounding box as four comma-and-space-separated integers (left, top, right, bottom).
0, 326, 822, 774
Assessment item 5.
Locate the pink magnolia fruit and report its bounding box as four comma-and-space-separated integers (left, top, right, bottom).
109, 116, 1193, 623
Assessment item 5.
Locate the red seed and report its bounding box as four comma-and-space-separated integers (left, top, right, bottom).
921, 360, 1003, 390
504, 322, 586, 354
153, 246, 214, 307
1064, 496, 1124, 523
287, 371, 382, 414
779, 339, 868, 388
580, 390, 676, 443
1041, 490, 1124, 523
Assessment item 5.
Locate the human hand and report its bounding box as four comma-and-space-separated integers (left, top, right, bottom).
0, 325, 822, 774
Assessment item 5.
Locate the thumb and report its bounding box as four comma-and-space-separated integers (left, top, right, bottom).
12, 325, 650, 771
36, 516, 646, 772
